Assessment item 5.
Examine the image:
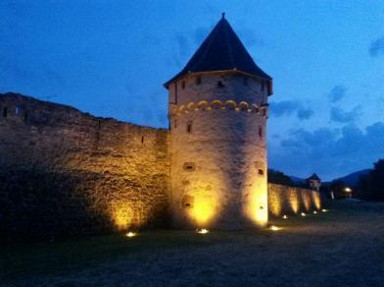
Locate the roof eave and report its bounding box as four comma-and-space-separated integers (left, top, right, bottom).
164, 69, 273, 94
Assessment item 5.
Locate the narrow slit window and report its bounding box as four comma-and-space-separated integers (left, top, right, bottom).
195, 76, 201, 85
217, 81, 224, 88
181, 81, 185, 89
187, 122, 192, 133
243, 77, 248, 85
141, 136, 144, 144
259, 126, 263, 138
3, 107, 7, 117
183, 162, 196, 171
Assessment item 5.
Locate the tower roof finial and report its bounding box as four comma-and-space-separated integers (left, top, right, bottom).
222, 12, 225, 19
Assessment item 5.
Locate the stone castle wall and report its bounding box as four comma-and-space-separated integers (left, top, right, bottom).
0, 93, 170, 242
0, 92, 321, 241
268, 183, 322, 217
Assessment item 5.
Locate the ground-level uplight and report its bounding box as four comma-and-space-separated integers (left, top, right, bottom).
301, 212, 306, 217
322, 209, 328, 213
313, 211, 318, 214
196, 228, 209, 234
270, 225, 282, 231
283, 215, 288, 219
126, 232, 136, 238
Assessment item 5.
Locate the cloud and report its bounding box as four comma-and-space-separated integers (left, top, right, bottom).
269, 100, 314, 120
329, 85, 346, 103
271, 122, 384, 180
330, 106, 361, 123
297, 108, 314, 120
269, 100, 298, 117
369, 36, 384, 57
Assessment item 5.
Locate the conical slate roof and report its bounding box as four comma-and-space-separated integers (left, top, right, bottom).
308, 173, 321, 181
165, 14, 272, 87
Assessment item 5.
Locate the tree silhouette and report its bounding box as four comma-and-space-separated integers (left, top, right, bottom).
357, 159, 384, 201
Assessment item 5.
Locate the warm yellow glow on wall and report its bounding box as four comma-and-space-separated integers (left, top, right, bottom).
189, 196, 216, 227
302, 191, 311, 212
312, 191, 321, 210
287, 188, 300, 214
111, 203, 134, 230
245, 185, 268, 227
268, 190, 282, 217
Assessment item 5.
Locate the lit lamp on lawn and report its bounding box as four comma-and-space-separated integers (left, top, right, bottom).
344, 187, 352, 198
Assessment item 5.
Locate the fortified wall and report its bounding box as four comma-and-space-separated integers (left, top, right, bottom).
268, 183, 322, 217
0, 93, 322, 241
0, 93, 170, 241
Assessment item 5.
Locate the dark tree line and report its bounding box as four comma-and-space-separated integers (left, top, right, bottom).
357, 159, 384, 201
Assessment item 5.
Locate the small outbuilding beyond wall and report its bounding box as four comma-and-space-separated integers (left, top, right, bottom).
268, 183, 322, 217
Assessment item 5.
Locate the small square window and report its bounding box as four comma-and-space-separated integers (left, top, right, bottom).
258, 169, 264, 175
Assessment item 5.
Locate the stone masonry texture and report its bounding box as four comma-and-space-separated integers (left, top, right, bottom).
0, 93, 170, 242
0, 93, 321, 241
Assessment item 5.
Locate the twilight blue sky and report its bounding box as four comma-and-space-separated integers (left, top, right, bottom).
1, 0, 383, 180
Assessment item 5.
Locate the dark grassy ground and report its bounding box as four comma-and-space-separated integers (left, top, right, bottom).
1, 199, 383, 287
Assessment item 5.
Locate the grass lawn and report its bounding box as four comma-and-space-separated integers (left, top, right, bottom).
1, 200, 383, 286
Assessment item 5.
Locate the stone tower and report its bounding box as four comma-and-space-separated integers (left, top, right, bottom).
164, 15, 273, 229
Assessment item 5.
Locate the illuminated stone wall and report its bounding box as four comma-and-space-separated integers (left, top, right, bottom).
168, 73, 270, 229
0, 93, 170, 241
268, 183, 322, 217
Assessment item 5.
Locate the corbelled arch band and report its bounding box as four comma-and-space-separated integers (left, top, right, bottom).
171, 100, 268, 117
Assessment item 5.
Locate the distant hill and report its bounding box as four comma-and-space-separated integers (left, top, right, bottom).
289, 169, 372, 187
289, 176, 306, 184
331, 169, 372, 187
